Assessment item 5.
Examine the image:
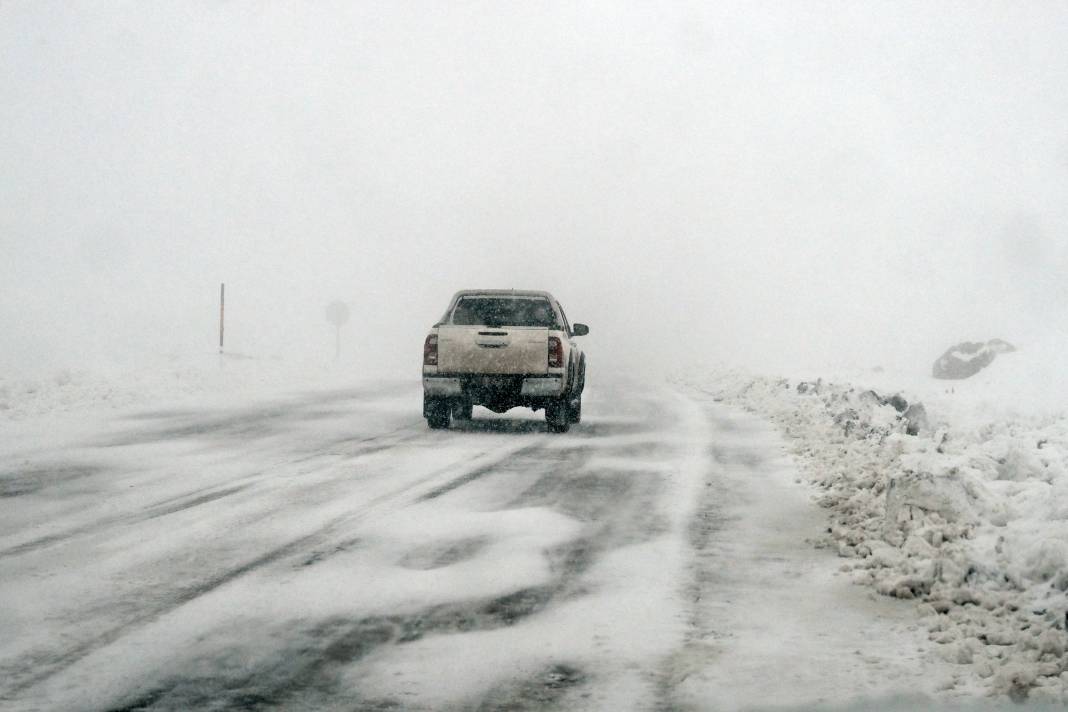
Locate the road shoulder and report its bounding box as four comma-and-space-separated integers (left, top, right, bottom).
664, 394, 960, 710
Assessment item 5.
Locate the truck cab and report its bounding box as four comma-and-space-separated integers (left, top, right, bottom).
421, 290, 588, 432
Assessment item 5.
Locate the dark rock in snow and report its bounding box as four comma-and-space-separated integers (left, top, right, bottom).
885, 393, 909, 413
853, 387, 926, 436
859, 389, 909, 414
932, 339, 1017, 380
902, 403, 930, 437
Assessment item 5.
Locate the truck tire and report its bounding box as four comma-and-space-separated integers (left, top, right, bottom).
566, 395, 582, 424
425, 397, 450, 430
566, 358, 584, 423
546, 399, 570, 433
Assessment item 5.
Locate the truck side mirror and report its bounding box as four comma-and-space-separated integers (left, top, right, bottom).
572, 323, 589, 336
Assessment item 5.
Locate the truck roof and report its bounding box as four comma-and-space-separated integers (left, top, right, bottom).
450, 289, 555, 299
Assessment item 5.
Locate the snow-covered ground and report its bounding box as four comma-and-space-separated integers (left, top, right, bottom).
686, 351, 1068, 705
2, 359, 1064, 710
0, 354, 367, 423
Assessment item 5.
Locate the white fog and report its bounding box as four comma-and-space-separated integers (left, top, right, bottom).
4, 3, 1067, 379
3, 3, 1068, 711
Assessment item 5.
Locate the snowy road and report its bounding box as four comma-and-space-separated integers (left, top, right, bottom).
0, 379, 948, 711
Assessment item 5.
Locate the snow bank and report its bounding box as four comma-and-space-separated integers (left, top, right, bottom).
686, 368, 1068, 703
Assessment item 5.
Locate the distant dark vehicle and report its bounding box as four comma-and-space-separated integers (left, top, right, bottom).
421, 290, 588, 432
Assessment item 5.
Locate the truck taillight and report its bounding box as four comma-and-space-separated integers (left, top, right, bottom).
423, 334, 438, 366
547, 336, 563, 368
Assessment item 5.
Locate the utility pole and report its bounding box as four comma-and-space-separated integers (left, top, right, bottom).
219, 283, 225, 354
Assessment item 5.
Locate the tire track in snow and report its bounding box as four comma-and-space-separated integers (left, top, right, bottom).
345, 388, 716, 712
0, 427, 425, 561
2, 430, 548, 701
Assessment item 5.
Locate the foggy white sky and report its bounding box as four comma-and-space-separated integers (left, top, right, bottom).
3, 2, 1068, 378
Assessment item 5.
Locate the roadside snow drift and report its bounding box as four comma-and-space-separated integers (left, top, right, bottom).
691, 368, 1068, 703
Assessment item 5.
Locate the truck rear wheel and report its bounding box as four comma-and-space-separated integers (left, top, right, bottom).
566, 396, 582, 424
425, 397, 450, 429
546, 400, 570, 433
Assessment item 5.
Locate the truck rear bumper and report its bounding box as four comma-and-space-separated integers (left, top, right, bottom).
423, 374, 566, 402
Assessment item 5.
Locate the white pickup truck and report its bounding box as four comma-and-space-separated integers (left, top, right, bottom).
422, 290, 589, 432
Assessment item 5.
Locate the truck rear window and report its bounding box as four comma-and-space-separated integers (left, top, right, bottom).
451, 297, 558, 328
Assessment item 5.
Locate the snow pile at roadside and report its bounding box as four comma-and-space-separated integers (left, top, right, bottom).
689, 369, 1068, 703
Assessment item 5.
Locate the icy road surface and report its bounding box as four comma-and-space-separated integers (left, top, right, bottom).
0, 380, 953, 711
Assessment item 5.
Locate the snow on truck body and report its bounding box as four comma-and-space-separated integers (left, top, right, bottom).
422, 290, 588, 432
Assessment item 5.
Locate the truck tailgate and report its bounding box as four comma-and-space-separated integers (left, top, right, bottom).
437, 326, 549, 375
